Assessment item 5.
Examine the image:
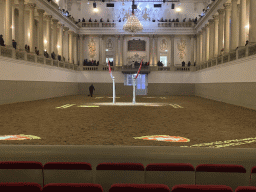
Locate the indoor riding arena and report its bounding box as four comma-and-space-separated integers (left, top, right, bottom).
1, 0, 256, 191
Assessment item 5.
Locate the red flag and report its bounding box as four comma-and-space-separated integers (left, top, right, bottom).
135, 59, 143, 79
108, 60, 113, 79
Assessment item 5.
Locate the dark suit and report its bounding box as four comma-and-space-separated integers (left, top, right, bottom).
89, 85, 95, 97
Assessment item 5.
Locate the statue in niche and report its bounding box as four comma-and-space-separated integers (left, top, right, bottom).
177, 38, 186, 60
160, 39, 167, 51
88, 38, 96, 59
106, 39, 113, 50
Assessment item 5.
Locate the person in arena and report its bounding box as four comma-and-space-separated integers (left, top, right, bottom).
88, 84, 95, 97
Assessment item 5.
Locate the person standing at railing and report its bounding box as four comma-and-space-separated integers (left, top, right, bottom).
89, 18, 92, 22
0, 35, 5, 46
12, 40, 17, 50
188, 61, 191, 67
182, 61, 185, 67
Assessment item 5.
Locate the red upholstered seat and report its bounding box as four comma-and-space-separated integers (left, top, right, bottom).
172, 184, 233, 192
145, 163, 195, 189
196, 164, 248, 191
96, 162, 145, 192
43, 162, 92, 186
235, 186, 256, 192
109, 183, 170, 192
0, 161, 44, 187
42, 183, 103, 192
0, 182, 42, 192
250, 166, 256, 186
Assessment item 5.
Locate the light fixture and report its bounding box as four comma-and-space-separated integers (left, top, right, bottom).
123, 0, 143, 33
93, 8, 98, 12
176, 8, 181, 12
44, 40, 47, 44
28, 32, 30, 37
245, 25, 249, 29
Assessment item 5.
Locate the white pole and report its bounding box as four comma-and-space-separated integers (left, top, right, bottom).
133, 77, 136, 104
113, 76, 116, 104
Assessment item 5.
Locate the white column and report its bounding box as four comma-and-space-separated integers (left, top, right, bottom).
73, 33, 77, 64
149, 35, 153, 65
231, 0, 239, 50
68, 31, 73, 63
209, 19, 214, 59
63, 27, 69, 61
153, 35, 157, 65
206, 24, 210, 61
115, 35, 118, 66
120, 35, 124, 66
249, 0, 256, 43
79, 35, 84, 69
190, 35, 195, 64
213, 15, 219, 57
199, 31, 203, 63
202, 27, 206, 62
27, 3, 36, 52
5, 0, 13, 46
196, 33, 200, 64
18, 0, 25, 50
45, 15, 52, 53
37, 9, 44, 55
101, 36, 105, 65
57, 23, 63, 56
224, 3, 231, 53
239, 0, 246, 46
218, 9, 225, 55
51, 19, 58, 55
99, 35, 102, 66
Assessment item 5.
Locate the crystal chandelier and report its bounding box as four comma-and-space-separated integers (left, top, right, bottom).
123, 0, 143, 33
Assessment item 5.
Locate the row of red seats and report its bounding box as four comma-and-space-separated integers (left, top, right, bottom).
1, 161, 256, 192
0, 182, 256, 192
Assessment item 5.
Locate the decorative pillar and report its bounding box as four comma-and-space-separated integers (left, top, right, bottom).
37, 9, 45, 55
190, 35, 195, 64
73, 33, 77, 64
249, 0, 256, 43
115, 35, 119, 66
57, 23, 63, 56
149, 35, 153, 65
218, 9, 225, 55
209, 19, 214, 59
51, 19, 58, 55
45, 15, 52, 53
120, 35, 124, 66
101, 36, 105, 65
99, 35, 102, 65
239, 0, 246, 46
224, 3, 231, 53
79, 35, 84, 69
68, 31, 73, 63
196, 33, 200, 64
18, 0, 25, 50
153, 35, 157, 65
170, 35, 175, 66
206, 24, 210, 61
27, 3, 36, 52
202, 27, 206, 62
5, 0, 13, 46
213, 15, 219, 57
230, 0, 239, 50
63, 27, 69, 62
199, 31, 203, 63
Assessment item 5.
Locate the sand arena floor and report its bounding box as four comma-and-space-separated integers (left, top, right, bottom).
0, 95, 256, 148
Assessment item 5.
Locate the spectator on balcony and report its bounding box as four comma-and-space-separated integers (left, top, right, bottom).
119, 18, 121, 22
58, 55, 61, 61
172, 19, 175, 22
27, 45, 30, 53
169, 19, 172, 22
51, 51, 56, 60
176, 18, 179, 22
188, 61, 191, 67
94, 19, 97, 22
35, 47, 39, 55
189, 18, 192, 22
107, 18, 109, 22
89, 18, 92, 22
44, 50, 49, 58
12, 39, 17, 49
194, 62, 196, 66
97, 61, 99, 66
165, 19, 167, 22
100, 18, 103, 22
152, 19, 156, 22
82, 18, 85, 22
182, 61, 185, 67
245, 40, 249, 46
183, 18, 186, 22
0, 35, 5, 46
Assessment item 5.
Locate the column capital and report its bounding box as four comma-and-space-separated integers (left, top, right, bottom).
231, 0, 238, 2
57, 23, 63, 28
217, 9, 225, 15
18, 0, 24, 3
79, 34, 84, 39
68, 31, 74, 35
213, 15, 219, 21
37, 9, 45, 14
44, 15, 52, 20
205, 24, 209, 28
169, 35, 175, 39
52, 19, 59, 24
201, 27, 206, 31
223, 3, 231, 10
63, 27, 69, 31
149, 35, 153, 38
208, 19, 214, 24
73, 33, 78, 37
27, 3, 36, 9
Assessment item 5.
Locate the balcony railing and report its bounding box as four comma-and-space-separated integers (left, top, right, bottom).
196, 43, 256, 71
0, 46, 77, 71
158, 22, 195, 28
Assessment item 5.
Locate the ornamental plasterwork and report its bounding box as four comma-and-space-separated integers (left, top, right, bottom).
106, 39, 113, 50
160, 38, 168, 51
88, 38, 96, 59
177, 38, 186, 61
126, 53, 147, 65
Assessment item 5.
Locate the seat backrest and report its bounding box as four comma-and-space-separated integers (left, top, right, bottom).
196, 164, 247, 191
250, 166, 256, 186
96, 162, 144, 192
172, 184, 233, 192
0, 182, 42, 192
236, 186, 256, 192
43, 162, 92, 186
0, 161, 44, 188
43, 183, 103, 192
109, 183, 170, 192
145, 163, 195, 189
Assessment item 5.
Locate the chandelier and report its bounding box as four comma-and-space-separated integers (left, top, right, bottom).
123, 0, 143, 33
123, 13, 143, 33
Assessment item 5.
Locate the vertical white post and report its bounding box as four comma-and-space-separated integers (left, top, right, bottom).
113, 77, 116, 104
133, 77, 136, 104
